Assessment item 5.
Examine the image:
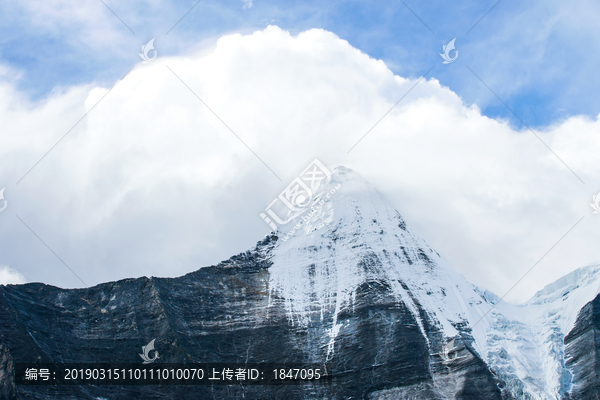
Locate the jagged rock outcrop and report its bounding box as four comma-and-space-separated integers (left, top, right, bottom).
565, 293, 600, 399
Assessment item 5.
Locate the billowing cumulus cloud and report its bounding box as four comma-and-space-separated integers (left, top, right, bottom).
1, 26, 599, 302
0, 266, 26, 285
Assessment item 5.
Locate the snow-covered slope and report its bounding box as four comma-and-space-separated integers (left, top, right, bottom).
269, 167, 493, 351
525, 264, 600, 336
527, 265, 600, 397
484, 264, 600, 399
267, 166, 600, 399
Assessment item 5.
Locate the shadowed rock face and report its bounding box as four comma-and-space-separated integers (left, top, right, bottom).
0, 234, 502, 399
0, 345, 16, 399
565, 293, 600, 400
0, 167, 506, 399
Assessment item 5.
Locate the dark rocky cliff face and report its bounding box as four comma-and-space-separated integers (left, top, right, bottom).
565, 293, 600, 400
0, 167, 556, 399
0, 231, 502, 399
0, 345, 15, 400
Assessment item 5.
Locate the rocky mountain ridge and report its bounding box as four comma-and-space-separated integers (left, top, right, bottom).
0, 166, 598, 399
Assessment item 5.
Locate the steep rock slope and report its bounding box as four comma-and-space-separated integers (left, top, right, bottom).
564, 293, 600, 399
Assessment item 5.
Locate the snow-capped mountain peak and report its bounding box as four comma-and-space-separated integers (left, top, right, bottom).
266, 166, 600, 399
268, 166, 493, 354
5, 165, 600, 399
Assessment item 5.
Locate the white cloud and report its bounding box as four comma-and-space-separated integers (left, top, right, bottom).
0, 266, 26, 285
1, 26, 599, 302
242, 0, 253, 9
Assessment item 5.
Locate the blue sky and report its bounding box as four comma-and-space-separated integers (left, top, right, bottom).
1, 0, 599, 128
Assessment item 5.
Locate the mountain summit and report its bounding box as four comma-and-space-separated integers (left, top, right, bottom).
1, 166, 599, 399
270, 166, 495, 355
